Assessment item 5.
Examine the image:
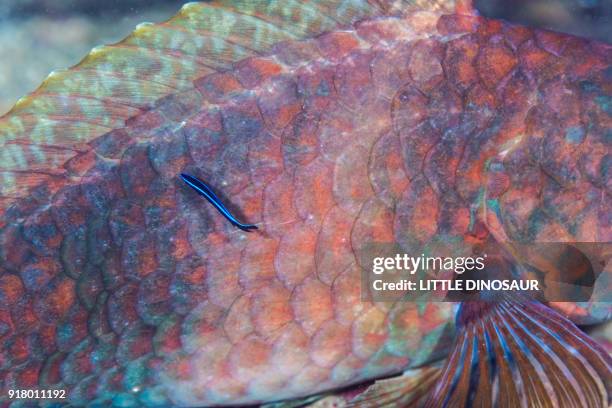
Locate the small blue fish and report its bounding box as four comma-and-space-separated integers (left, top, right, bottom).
180, 173, 258, 231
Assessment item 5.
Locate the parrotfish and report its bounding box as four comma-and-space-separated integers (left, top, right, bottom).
0, 1, 610, 407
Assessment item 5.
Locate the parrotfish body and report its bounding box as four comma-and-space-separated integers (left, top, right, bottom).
0, 1, 610, 407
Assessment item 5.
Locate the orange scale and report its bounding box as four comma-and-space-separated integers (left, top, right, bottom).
204, 370, 248, 405
38, 324, 59, 354
332, 144, 374, 212
12, 362, 42, 388
403, 184, 440, 244
477, 18, 503, 38
272, 37, 321, 66
35, 277, 76, 321
370, 43, 414, 99
351, 306, 388, 360
287, 365, 330, 395
51, 187, 90, 234
535, 30, 568, 56
407, 39, 444, 90
233, 57, 283, 89
169, 223, 193, 261
0, 227, 33, 269
0, 274, 23, 307
296, 66, 336, 112
232, 184, 264, 223
195, 340, 234, 382
518, 39, 554, 71
293, 156, 336, 226
10, 296, 39, 333
443, 35, 480, 92
368, 131, 410, 205
290, 276, 333, 337
419, 303, 454, 333
476, 41, 518, 89
185, 110, 224, 155
316, 31, 361, 62
181, 303, 227, 353
119, 145, 159, 199
22, 211, 63, 255
403, 10, 439, 34
281, 111, 321, 170
206, 248, 243, 309
317, 107, 358, 162
64, 150, 98, 177
352, 198, 396, 247
247, 133, 283, 185
121, 232, 159, 280
436, 14, 480, 35
258, 79, 302, 131
275, 223, 317, 289
332, 264, 372, 327
250, 283, 293, 336
502, 24, 532, 49
223, 295, 254, 344
117, 326, 154, 362
540, 82, 582, 119
333, 51, 376, 108
309, 319, 351, 368
153, 319, 182, 355
330, 353, 365, 384
185, 329, 232, 367
263, 174, 299, 238
386, 305, 421, 356
355, 17, 409, 44
165, 353, 195, 382
123, 107, 165, 135
238, 237, 278, 289
270, 323, 310, 378
315, 206, 356, 286
391, 86, 429, 134
194, 72, 243, 103
7, 336, 29, 366
228, 335, 273, 384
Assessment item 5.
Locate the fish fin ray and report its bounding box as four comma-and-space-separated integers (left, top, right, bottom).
425, 298, 612, 407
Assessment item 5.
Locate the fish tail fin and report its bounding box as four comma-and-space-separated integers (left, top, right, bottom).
424, 297, 612, 407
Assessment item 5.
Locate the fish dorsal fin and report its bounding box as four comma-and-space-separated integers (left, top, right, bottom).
0, 0, 405, 212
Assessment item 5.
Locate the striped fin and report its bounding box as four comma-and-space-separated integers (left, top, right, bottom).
0, 0, 397, 211
425, 298, 612, 407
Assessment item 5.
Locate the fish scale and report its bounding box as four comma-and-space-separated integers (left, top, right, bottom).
0, 1, 610, 407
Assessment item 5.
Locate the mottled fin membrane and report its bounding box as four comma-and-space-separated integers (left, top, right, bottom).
424, 298, 612, 408
264, 366, 440, 407
344, 366, 440, 407
0, 0, 410, 211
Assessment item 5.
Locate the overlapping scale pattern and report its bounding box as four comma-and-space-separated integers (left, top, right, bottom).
0, 0, 610, 407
